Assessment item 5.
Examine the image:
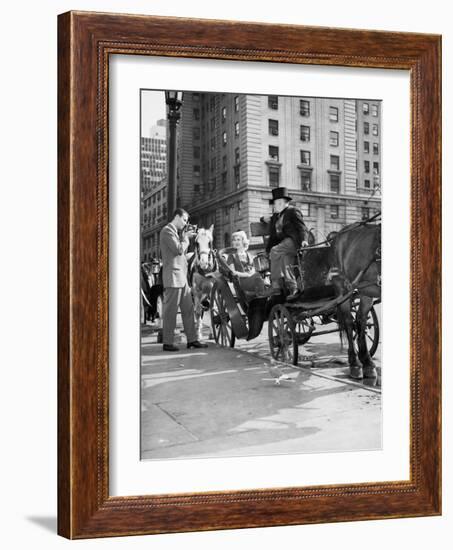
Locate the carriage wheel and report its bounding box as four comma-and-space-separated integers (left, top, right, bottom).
294, 317, 314, 346
268, 304, 298, 366
210, 283, 236, 348
352, 303, 380, 357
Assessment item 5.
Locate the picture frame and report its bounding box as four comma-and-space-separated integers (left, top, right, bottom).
58, 10, 441, 539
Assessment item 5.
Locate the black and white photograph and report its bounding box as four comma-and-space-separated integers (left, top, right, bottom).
140, 89, 382, 460
3, 0, 447, 546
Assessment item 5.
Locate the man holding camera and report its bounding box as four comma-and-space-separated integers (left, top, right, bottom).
159, 208, 208, 352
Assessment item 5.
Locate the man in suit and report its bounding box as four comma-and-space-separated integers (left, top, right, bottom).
159, 208, 208, 352
263, 187, 308, 300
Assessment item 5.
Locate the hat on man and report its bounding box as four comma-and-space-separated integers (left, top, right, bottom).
269, 186, 293, 204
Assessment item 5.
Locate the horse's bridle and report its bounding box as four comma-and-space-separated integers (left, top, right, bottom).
194, 234, 217, 274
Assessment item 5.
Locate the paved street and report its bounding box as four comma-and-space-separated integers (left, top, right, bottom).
141, 308, 381, 460
235, 304, 382, 390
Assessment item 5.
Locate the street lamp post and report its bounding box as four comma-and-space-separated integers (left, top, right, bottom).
165, 91, 184, 222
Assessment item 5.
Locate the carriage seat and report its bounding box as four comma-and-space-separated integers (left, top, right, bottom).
250, 221, 335, 299
216, 247, 265, 308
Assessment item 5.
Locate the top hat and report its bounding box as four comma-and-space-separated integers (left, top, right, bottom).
269, 186, 293, 204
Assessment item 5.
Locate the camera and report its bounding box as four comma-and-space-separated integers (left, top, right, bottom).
185, 223, 198, 233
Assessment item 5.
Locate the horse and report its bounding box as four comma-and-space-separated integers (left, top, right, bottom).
188, 225, 218, 341
328, 222, 381, 379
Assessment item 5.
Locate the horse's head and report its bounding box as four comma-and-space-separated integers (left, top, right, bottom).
195, 225, 214, 271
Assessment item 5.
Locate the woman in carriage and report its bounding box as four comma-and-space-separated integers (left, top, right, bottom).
226, 230, 266, 298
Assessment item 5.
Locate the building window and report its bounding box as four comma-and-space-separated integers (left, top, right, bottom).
193, 127, 200, 140
300, 100, 310, 116
224, 232, 231, 247
211, 137, 216, 151
330, 131, 339, 147
269, 119, 279, 136
192, 93, 200, 102
373, 162, 380, 175
300, 125, 310, 142
372, 124, 379, 136
210, 96, 215, 112
193, 165, 201, 177
269, 166, 280, 187
234, 95, 239, 112
269, 145, 279, 161
362, 206, 370, 220
234, 165, 240, 187
372, 104, 378, 116
364, 122, 369, 135
235, 147, 240, 164
210, 118, 215, 131
210, 158, 216, 173
373, 142, 379, 154
300, 150, 311, 165
235, 121, 240, 137
330, 205, 339, 219
221, 106, 226, 122
330, 155, 340, 170
268, 95, 278, 109
193, 108, 200, 120
222, 171, 227, 188
363, 102, 369, 114
364, 160, 370, 173
193, 146, 200, 159
301, 172, 311, 191
330, 174, 340, 193
222, 131, 227, 145
222, 155, 227, 170
364, 141, 370, 153
364, 179, 371, 189
329, 106, 339, 122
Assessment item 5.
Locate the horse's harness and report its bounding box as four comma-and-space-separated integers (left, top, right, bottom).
192, 235, 217, 278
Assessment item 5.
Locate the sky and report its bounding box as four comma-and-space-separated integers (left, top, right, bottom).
141, 90, 166, 137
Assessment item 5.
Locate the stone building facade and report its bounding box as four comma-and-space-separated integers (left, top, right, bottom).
176, 92, 381, 250
141, 93, 382, 257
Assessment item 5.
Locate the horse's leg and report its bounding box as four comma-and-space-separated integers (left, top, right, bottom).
338, 299, 362, 379
357, 295, 377, 378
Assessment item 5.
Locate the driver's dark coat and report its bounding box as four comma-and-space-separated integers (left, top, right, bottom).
265, 206, 307, 254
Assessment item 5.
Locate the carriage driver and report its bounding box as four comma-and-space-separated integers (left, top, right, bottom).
262, 187, 309, 300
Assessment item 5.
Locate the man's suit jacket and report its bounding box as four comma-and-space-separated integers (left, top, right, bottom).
159, 223, 189, 288
265, 205, 307, 254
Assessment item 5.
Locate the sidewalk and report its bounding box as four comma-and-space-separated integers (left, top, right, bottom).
141, 322, 381, 460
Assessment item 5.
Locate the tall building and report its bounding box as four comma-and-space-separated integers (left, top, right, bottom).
141, 119, 168, 260
176, 93, 381, 250
140, 119, 167, 194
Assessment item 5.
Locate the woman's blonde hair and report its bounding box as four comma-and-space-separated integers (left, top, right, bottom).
232, 230, 250, 250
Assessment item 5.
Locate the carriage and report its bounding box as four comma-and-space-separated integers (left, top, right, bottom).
209, 221, 380, 367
